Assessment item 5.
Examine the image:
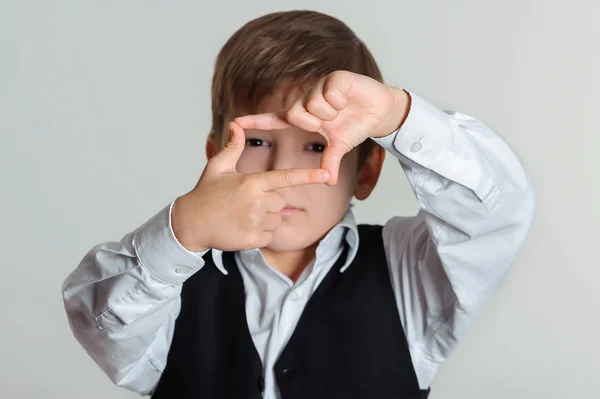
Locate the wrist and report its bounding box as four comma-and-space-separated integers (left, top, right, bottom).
171, 195, 209, 253
377, 87, 411, 138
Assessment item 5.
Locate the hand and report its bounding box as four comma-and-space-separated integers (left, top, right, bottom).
171, 122, 329, 252
234, 70, 410, 185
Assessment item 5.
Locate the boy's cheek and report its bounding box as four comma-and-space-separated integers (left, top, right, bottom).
337, 152, 361, 183
236, 151, 269, 173
237, 151, 324, 173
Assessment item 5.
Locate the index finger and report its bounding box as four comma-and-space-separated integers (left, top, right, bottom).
256, 168, 330, 191
234, 113, 291, 131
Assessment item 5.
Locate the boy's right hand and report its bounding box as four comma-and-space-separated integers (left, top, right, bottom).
171, 122, 330, 253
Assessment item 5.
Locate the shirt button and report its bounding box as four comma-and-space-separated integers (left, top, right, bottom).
290, 291, 300, 301
174, 266, 191, 274
409, 140, 423, 153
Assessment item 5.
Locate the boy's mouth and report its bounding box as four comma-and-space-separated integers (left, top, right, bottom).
280, 205, 303, 217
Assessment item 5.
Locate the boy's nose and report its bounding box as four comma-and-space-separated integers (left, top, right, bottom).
269, 149, 298, 171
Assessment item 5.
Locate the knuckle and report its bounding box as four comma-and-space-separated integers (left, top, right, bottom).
280, 170, 294, 186
328, 141, 353, 159
305, 98, 320, 114
285, 105, 305, 125
285, 108, 298, 123
248, 208, 261, 228
241, 206, 259, 231
239, 173, 253, 186
330, 70, 345, 81
249, 197, 262, 212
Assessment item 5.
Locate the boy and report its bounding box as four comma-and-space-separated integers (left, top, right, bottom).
62, 10, 534, 399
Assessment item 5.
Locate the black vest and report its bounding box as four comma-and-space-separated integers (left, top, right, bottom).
152, 224, 431, 399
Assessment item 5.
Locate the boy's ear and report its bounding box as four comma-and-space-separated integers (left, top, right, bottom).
205, 136, 220, 160
353, 145, 386, 201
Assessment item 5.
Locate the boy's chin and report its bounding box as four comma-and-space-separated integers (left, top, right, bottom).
264, 229, 320, 253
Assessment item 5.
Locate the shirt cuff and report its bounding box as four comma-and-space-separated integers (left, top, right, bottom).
373, 90, 497, 207
133, 201, 209, 285
373, 90, 452, 168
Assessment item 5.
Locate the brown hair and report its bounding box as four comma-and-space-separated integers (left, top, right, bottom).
210, 10, 384, 165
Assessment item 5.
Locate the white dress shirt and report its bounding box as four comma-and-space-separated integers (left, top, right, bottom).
62, 91, 535, 398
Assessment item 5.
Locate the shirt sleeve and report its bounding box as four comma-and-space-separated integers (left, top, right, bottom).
61, 201, 208, 395
374, 90, 535, 388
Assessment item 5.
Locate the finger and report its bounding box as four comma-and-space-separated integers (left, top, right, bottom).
305, 80, 339, 121
260, 212, 282, 231
211, 122, 246, 172
262, 192, 286, 213
324, 88, 348, 111
323, 71, 351, 111
285, 102, 324, 133
255, 231, 274, 248
256, 168, 329, 191
234, 113, 291, 131
320, 141, 352, 186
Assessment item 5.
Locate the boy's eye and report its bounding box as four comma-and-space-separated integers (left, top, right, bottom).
245, 138, 270, 147
306, 143, 326, 153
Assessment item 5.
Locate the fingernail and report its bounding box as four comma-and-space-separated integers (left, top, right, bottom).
320, 170, 329, 181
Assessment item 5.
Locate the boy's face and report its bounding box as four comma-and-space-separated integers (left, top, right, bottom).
208, 88, 384, 253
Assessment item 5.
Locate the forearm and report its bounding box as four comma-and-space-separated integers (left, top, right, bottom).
378, 90, 535, 384
62, 202, 208, 393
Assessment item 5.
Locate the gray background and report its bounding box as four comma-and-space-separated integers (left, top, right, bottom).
1, 0, 598, 398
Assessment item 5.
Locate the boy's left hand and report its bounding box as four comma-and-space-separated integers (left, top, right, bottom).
234, 70, 410, 185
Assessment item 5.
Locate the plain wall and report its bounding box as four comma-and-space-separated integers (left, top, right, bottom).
1, 0, 598, 398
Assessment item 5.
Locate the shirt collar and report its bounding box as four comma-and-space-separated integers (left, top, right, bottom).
210, 208, 360, 275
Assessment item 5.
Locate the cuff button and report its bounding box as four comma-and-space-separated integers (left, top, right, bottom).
409, 140, 423, 153
174, 266, 192, 274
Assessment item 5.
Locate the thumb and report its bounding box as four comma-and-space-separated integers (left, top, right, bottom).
320, 140, 351, 186
212, 122, 246, 172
